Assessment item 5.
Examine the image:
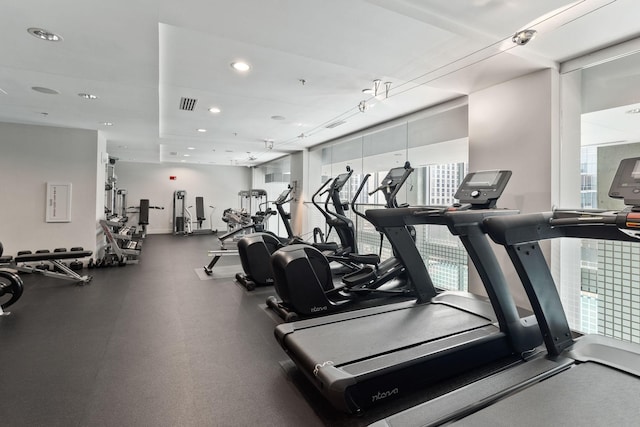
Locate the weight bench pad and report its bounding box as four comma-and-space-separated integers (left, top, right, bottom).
15, 250, 92, 263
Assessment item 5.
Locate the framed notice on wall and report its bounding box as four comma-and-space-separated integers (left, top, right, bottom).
46, 182, 72, 222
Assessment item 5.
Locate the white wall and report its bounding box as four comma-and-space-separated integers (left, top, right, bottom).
468, 68, 559, 308
0, 122, 99, 256
114, 161, 252, 234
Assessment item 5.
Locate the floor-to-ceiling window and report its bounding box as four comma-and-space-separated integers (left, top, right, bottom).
559, 39, 640, 342
308, 98, 470, 291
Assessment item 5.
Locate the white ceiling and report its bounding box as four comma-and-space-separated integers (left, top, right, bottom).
1, 0, 639, 166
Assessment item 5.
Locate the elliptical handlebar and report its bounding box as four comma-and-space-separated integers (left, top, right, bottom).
351, 173, 371, 221
312, 178, 335, 222
323, 168, 354, 219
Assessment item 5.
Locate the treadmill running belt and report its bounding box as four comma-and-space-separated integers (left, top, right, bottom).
454, 362, 640, 426
281, 303, 493, 366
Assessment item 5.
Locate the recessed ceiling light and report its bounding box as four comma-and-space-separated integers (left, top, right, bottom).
231, 61, 251, 72
197, 128, 207, 133
187, 147, 195, 150
183, 154, 190, 157
271, 115, 286, 121
101, 122, 114, 126
27, 27, 63, 42
32, 86, 60, 95
78, 93, 98, 99
626, 108, 640, 114
208, 107, 221, 114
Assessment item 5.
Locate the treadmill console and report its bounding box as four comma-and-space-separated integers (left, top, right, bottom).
454, 170, 512, 209
609, 157, 640, 207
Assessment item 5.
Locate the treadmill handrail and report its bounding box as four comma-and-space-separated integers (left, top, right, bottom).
483, 211, 640, 246
483, 209, 640, 356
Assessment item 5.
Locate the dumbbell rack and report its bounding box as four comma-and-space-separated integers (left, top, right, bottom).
98, 218, 141, 265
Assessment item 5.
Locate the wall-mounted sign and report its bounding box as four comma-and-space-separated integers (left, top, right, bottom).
46, 182, 72, 222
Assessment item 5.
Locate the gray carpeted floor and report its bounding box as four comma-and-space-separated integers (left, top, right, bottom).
0, 234, 515, 426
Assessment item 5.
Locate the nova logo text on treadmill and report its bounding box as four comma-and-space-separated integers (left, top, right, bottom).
310, 306, 328, 312
372, 388, 399, 402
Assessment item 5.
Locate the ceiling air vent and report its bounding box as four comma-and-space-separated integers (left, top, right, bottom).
179, 97, 197, 111
325, 120, 346, 129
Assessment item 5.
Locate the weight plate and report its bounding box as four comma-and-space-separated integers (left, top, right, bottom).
0, 269, 25, 309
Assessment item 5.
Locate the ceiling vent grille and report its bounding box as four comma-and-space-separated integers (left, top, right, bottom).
325, 120, 346, 129
179, 97, 197, 111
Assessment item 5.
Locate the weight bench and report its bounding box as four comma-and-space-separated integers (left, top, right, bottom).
3, 249, 93, 285
203, 249, 239, 275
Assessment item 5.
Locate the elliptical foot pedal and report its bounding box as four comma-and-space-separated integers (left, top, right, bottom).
342, 266, 377, 287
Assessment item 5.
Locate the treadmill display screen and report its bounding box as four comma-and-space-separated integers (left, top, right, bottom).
454, 170, 512, 207
466, 170, 501, 187
609, 157, 640, 205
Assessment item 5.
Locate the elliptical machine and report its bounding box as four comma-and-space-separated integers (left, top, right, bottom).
341, 161, 415, 289
235, 187, 295, 290
234, 167, 358, 291
266, 162, 416, 321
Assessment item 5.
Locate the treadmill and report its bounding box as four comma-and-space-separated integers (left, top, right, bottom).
274, 170, 541, 414
370, 157, 640, 426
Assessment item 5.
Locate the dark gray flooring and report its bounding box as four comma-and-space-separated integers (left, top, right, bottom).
0, 234, 511, 426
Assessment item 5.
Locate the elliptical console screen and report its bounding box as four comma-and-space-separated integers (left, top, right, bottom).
383, 167, 408, 186
609, 157, 640, 206
332, 172, 351, 190
454, 170, 512, 207
275, 188, 291, 204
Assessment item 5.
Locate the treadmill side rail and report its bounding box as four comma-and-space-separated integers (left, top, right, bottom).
569, 334, 640, 377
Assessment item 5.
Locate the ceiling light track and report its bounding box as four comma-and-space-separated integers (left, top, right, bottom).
205, 0, 621, 161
